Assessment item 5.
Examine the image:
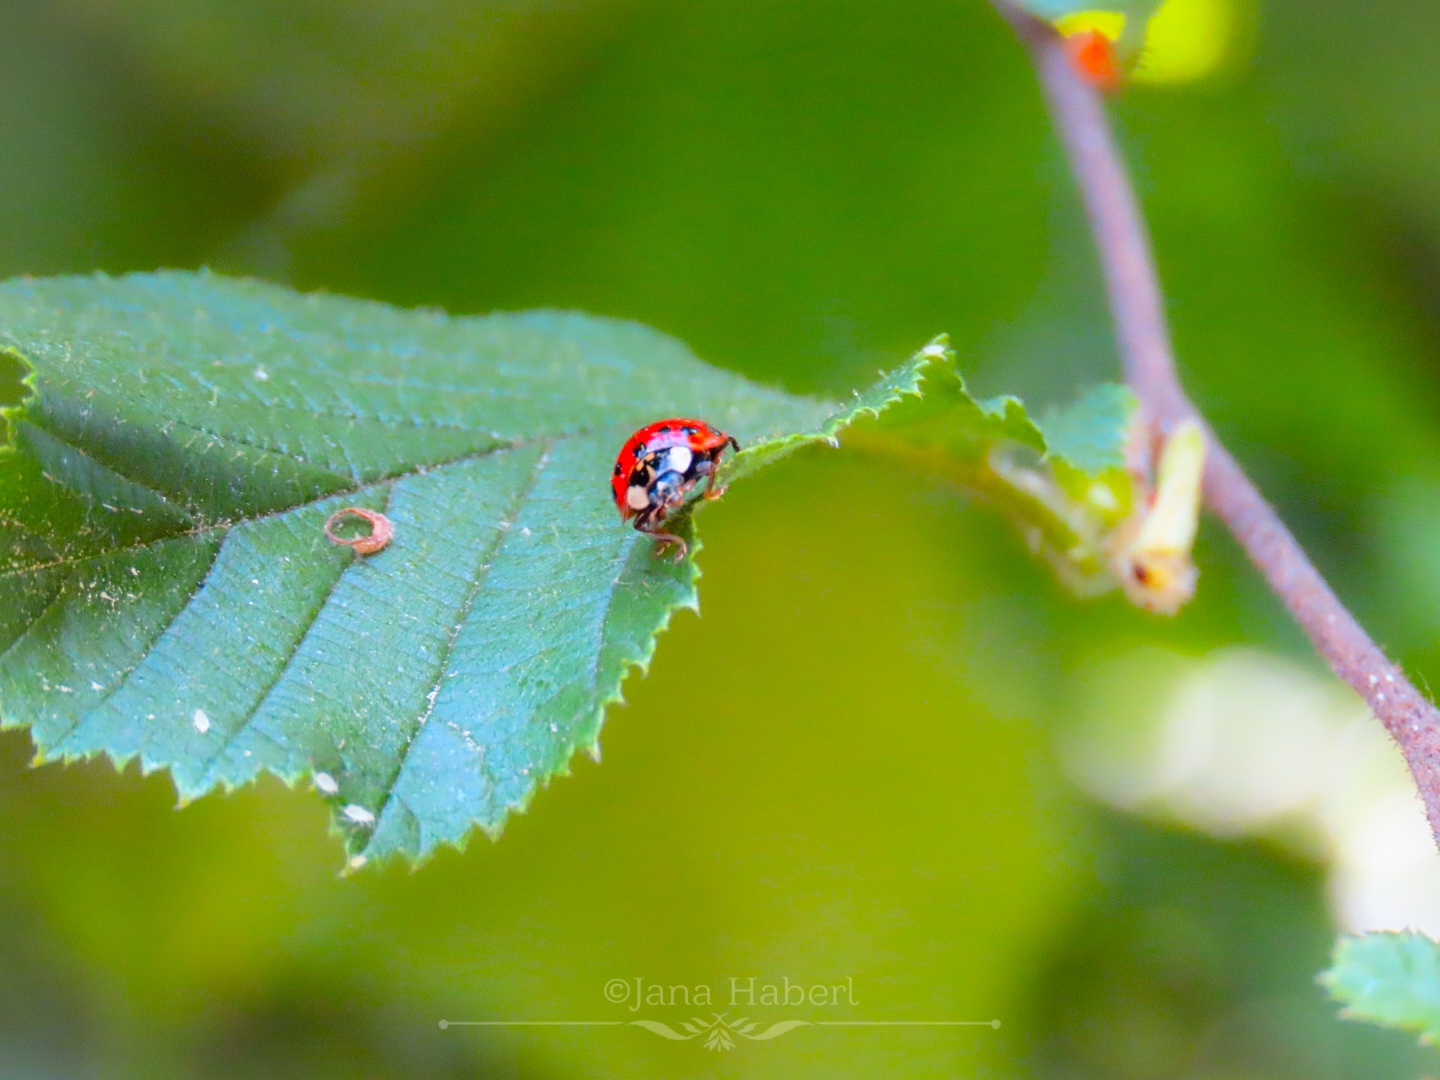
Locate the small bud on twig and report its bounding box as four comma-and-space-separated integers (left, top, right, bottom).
985, 0, 1440, 851
1113, 419, 1205, 615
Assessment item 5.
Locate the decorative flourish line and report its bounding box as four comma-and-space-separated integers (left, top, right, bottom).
988, 1, 1440, 847
439, 1015, 1000, 1052
812, 1025, 1002, 1031
440, 1021, 624, 1027
437, 1025, 1002, 1031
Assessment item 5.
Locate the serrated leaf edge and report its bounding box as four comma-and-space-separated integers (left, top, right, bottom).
0, 309, 944, 870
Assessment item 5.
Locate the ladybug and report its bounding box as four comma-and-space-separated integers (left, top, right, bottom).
611, 418, 741, 560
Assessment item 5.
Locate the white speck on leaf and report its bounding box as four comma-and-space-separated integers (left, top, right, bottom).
192, 709, 211, 734
343, 804, 376, 826
314, 772, 339, 796
253, 367, 270, 381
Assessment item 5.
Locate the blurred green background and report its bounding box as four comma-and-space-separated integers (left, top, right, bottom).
3, 0, 1440, 1076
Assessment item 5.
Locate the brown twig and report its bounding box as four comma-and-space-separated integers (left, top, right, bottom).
991, 1, 1440, 846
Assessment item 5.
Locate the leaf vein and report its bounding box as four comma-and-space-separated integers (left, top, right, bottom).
30, 424, 202, 519
189, 483, 399, 789
45, 538, 224, 751
367, 441, 556, 845
0, 429, 599, 580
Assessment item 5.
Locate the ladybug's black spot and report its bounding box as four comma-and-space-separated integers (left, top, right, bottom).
613, 464, 622, 475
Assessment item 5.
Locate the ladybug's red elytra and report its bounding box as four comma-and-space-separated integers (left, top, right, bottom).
611, 418, 740, 560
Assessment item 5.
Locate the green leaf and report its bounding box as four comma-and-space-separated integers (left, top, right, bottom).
1013, 0, 1163, 23
1321, 931, 1440, 1043
0, 272, 923, 865
835, 343, 1136, 586
0, 272, 1132, 866
1041, 383, 1137, 477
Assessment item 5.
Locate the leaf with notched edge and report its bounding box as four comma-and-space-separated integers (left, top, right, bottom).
0, 272, 1132, 866
0, 272, 925, 865
1322, 932, 1440, 1043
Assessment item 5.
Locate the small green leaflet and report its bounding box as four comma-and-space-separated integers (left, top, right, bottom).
1322, 932, 1440, 1043
1008, 0, 1166, 50
0, 272, 1131, 866
1040, 383, 1136, 477
1013, 0, 1164, 23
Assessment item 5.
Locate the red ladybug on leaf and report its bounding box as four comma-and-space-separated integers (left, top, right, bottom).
611, 418, 740, 560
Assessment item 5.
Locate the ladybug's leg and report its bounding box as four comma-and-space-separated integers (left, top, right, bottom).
703, 444, 737, 501
647, 530, 688, 562
633, 508, 689, 561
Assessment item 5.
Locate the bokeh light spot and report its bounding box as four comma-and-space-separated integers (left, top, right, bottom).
1133, 0, 1237, 84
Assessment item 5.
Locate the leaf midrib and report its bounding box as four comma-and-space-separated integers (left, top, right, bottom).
0, 425, 602, 580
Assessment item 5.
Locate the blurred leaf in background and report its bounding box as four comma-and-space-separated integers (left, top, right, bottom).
1323, 931, 1440, 1046
2, 0, 1440, 1076
1028, 812, 1435, 1079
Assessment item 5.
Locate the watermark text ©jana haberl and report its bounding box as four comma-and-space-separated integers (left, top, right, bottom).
607, 975, 860, 1010
439, 977, 1000, 1052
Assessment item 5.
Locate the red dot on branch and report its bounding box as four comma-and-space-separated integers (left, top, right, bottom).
1065, 30, 1124, 94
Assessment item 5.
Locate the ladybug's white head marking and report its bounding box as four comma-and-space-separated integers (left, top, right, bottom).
625, 485, 651, 511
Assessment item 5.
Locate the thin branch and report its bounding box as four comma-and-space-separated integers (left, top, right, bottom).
991, 1, 1440, 846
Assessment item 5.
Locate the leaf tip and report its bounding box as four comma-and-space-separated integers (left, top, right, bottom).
918, 335, 952, 361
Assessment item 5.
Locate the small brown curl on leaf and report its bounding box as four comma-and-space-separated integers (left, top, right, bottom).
324, 507, 394, 556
